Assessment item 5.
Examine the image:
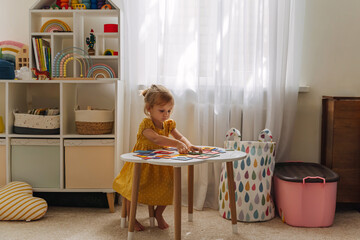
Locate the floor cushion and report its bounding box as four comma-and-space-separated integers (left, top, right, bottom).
0, 181, 48, 221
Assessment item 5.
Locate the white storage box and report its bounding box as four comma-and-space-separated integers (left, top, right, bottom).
13, 112, 60, 135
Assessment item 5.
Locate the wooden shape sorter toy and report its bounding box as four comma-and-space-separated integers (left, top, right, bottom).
134, 146, 226, 161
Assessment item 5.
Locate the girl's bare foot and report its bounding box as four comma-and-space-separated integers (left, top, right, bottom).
134, 219, 145, 231
155, 206, 169, 229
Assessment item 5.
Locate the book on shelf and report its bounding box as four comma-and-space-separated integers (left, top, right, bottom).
32, 37, 51, 73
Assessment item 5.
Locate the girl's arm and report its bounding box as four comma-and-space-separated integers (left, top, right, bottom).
142, 128, 189, 153
171, 128, 202, 153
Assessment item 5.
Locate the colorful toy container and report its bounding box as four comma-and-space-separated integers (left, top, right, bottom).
274, 162, 339, 227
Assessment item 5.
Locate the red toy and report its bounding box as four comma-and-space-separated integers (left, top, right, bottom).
32, 68, 51, 80
104, 24, 118, 33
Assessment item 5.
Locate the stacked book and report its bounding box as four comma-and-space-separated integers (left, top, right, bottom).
32, 37, 51, 73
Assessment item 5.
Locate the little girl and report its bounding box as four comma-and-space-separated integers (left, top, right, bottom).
113, 84, 201, 231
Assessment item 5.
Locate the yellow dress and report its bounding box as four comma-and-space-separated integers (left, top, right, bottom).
113, 118, 175, 206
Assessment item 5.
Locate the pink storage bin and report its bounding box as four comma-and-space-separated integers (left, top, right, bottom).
274, 162, 339, 227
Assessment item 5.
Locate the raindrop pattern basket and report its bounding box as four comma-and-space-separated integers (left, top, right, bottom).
219, 128, 276, 222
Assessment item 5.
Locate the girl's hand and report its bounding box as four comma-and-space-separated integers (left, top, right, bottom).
176, 142, 189, 154
189, 145, 202, 153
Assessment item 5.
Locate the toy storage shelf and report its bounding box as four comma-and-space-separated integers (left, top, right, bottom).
0, 1, 124, 212
29, 8, 121, 79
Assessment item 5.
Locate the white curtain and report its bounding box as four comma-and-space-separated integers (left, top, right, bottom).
120, 0, 305, 210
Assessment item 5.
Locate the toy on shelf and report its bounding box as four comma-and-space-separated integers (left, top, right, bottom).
104, 24, 118, 32
52, 47, 116, 80
86, 29, 96, 55
60, 0, 70, 9
50, 3, 60, 9
101, 4, 112, 9
71, 0, 79, 8
97, 0, 106, 9
32, 68, 50, 80
82, 0, 91, 9
90, 0, 97, 9
40, 19, 72, 32
73, 4, 86, 10
52, 47, 93, 80
87, 63, 116, 79
0, 41, 29, 70
103, 49, 118, 56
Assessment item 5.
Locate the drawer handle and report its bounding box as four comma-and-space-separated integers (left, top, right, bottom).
302, 176, 325, 184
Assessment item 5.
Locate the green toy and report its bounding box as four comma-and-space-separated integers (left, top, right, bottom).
86, 29, 96, 55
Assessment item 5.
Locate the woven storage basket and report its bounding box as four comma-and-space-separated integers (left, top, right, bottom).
74, 108, 114, 135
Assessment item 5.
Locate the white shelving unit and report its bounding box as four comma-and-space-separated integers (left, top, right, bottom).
0, 0, 124, 212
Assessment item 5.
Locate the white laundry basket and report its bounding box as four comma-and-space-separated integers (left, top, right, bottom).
219, 128, 276, 222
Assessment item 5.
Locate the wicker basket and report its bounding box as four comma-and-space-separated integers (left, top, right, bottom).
74, 108, 114, 135
75, 121, 113, 135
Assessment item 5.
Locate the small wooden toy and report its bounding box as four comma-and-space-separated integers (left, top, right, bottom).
40, 19, 71, 32
32, 68, 50, 80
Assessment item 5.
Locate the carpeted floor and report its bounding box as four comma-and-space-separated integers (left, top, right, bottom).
0, 204, 359, 240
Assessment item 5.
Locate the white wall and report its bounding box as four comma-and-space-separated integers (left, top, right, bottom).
289, 0, 360, 163
1, 0, 360, 164
0, 0, 36, 43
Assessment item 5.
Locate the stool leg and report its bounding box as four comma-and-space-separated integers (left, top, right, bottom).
148, 205, 155, 227
226, 161, 238, 234
188, 165, 194, 222
128, 163, 142, 240
121, 197, 127, 228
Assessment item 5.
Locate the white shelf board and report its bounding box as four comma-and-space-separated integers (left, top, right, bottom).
5, 79, 120, 83
90, 56, 119, 60
31, 32, 74, 37
63, 134, 115, 138
95, 33, 119, 38
8, 134, 60, 138
30, 10, 74, 18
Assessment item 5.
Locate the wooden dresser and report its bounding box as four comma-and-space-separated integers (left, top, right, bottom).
321, 96, 360, 203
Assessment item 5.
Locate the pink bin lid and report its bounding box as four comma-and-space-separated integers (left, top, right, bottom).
274, 162, 339, 183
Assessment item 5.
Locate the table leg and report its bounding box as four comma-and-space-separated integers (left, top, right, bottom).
188, 165, 194, 222
128, 163, 142, 240
121, 197, 127, 228
174, 167, 181, 240
226, 161, 238, 234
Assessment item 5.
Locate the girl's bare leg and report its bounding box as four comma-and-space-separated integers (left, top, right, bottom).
126, 199, 145, 231
155, 205, 169, 229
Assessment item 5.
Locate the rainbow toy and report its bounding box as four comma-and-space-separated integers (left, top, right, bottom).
52, 47, 93, 79
0, 41, 26, 67
40, 19, 72, 33
87, 63, 116, 79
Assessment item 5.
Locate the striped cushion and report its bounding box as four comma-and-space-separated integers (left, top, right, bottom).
0, 181, 48, 221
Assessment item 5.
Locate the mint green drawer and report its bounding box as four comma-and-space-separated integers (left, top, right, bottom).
11, 139, 60, 188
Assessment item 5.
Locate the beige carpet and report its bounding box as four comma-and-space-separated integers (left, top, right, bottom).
0, 204, 359, 240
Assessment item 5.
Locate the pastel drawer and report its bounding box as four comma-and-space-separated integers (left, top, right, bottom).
11, 139, 60, 188
64, 139, 114, 189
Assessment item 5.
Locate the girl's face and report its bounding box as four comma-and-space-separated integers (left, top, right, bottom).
148, 102, 174, 126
